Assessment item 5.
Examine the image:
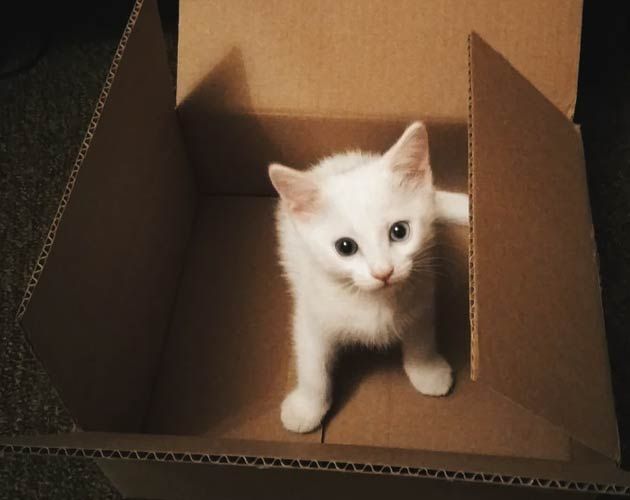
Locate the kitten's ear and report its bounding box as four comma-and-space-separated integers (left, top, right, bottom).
269, 163, 319, 216
384, 121, 432, 186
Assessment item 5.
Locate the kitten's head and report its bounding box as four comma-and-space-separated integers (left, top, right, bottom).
269, 122, 435, 292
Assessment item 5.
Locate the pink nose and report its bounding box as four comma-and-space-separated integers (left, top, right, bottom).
371, 267, 394, 282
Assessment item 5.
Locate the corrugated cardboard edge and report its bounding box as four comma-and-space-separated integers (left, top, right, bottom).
0, 444, 627, 496
467, 35, 478, 381
15, 0, 145, 322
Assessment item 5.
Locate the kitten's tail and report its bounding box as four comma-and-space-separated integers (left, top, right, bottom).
435, 190, 469, 226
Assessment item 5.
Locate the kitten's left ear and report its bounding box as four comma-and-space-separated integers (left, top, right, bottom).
269, 163, 320, 217
384, 121, 432, 186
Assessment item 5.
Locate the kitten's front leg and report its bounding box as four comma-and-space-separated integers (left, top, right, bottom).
402, 311, 453, 396
281, 310, 335, 433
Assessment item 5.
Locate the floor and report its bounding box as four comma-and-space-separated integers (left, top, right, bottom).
0, 1, 629, 499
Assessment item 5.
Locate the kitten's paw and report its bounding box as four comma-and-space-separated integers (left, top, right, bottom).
281, 389, 329, 433
405, 356, 453, 396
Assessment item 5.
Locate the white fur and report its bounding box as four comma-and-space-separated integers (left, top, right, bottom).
270, 123, 467, 433
435, 190, 469, 225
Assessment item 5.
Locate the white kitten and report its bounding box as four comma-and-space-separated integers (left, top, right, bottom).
269, 122, 468, 433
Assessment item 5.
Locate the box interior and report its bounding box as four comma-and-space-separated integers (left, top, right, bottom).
144, 112, 573, 461
15, 0, 626, 487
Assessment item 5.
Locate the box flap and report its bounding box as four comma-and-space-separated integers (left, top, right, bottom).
178, 0, 582, 120
18, 0, 196, 431
468, 33, 618, 460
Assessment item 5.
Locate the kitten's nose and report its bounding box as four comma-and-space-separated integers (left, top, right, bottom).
371, 266, 394, 282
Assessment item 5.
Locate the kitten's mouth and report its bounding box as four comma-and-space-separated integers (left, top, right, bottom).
384, 273, 408, 286
380, 279, 401, 290
361, 276, 405, 292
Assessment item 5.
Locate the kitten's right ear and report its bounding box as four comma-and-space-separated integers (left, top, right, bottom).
384, 121, 432, 187
268, 163, 319, 216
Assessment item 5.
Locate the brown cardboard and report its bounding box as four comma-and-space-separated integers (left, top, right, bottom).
177, 0, 582, 192
4, 0, 627, 497
19, 0, 196, 432
145, 196, 319, 444
177, 0, 581, 120
468, 34, 618, 461
3, 432, 630, 493
323, 348, 571, 461
97, 459, 597, 500
178, 112, 468, 195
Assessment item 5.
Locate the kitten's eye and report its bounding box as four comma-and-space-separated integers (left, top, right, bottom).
389, 221, 410, 242
335, 238, 358, 256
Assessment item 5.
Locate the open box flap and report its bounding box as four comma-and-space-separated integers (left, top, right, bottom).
468, 33, 618, 461
17, 0, 196, 431
177, 0, 582, 121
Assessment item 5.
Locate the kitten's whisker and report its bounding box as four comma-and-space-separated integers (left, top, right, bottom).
412, 270, 449, 280
410, 263, 450, 278
412, 260, 449, 269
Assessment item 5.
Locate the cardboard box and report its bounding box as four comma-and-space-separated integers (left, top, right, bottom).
3, 0, 629, 497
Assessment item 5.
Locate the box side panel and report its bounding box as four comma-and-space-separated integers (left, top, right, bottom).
177, 0, 581, 120
177, 113, 467, 195
468, 34, 618, 459
20, 0, 197, 432
97, 459, 593, 500
144, 196, 320, 445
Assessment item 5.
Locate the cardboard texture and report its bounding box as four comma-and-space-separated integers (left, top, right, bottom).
178, 113, 468, 195
97, 459, 597, 500
177, 0, 582, 191
19, 0, 196, 432
468, 34, 618, 461
4, 432, 630, 493
5, 0, 629, 497
177, 0, 581, 119
146, 197, 319, 444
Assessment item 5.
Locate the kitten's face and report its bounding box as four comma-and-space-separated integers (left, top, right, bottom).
270, 121, 435, 292
302, 159, 434, 291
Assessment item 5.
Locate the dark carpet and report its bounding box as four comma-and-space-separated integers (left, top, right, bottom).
0, 1, 629, 499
